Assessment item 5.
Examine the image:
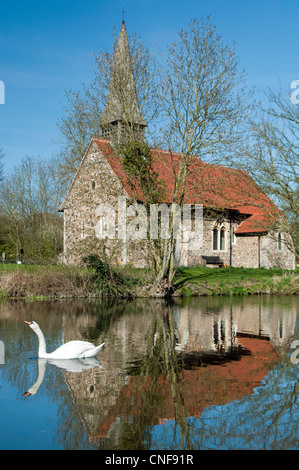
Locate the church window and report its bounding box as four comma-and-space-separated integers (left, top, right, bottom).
91, 181, 95, 190
278, 233, 282, 250
220, 228, 225, 251
213, 321, 219, 344
213, 228, 218, 250
279, 318, 283, 338
220, 320, 225, 340
231, 230, 236, 245
81, 220, 87, 239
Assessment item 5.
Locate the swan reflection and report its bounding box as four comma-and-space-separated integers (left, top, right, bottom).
23, 356, 103, 397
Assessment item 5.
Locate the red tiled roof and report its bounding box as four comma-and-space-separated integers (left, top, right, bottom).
93, 138, 279, 234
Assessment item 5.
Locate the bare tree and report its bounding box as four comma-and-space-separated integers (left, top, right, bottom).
155, 17, 253, 284
238, 87, 299, 257
0, 155, 64, 261
159, 18, 251, 161
0, 148, 4, 182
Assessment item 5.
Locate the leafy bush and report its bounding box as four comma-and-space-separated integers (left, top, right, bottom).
83, 254, 131, 297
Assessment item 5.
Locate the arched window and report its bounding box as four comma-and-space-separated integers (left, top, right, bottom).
231, 230, 236, 245
220, 227, 225, 251
81, 220, 87, 239
213, 228, 218, 250
278, 233, 282, 250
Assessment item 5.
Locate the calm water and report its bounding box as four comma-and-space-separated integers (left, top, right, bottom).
0, 295, 298, 450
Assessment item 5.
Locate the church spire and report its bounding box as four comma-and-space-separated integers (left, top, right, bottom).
100, 21, 147, 143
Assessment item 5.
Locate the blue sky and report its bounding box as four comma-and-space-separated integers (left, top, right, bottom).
0, 0, 299, 176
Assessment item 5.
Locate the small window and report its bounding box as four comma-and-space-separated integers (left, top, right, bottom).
279, 318, 283, 338
278, 233, 282, 250
91, 181, 95, 190
231, 231, 236, 245
81, 220, 86, 239
220, 320, 225, 341
213, 228, 218, 250
220, 228, 225, 251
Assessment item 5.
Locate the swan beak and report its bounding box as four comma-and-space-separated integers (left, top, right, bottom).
23, 391, 31, 397
24, 321, 31, 325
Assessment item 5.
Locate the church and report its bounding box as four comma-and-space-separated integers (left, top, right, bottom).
59, 21, 295, 271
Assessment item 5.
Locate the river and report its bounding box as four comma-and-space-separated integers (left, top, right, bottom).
0, 295, 298, 450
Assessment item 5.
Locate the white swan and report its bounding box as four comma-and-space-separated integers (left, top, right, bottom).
24, 320, 105, 359
23, 357, 103, 397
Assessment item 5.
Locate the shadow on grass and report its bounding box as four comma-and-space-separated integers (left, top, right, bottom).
173, 268, 218, 290
172, 266, 286, 291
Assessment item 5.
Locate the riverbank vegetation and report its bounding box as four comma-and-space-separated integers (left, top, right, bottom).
0, 262, 297, 300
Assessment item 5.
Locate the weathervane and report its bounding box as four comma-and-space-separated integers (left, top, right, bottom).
122, 0, 125, 23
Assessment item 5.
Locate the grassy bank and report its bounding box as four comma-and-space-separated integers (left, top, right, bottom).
0, 263, 152, 299
0, 263, 298, 299
0, 264, 94, 299
174, 266, 299, 296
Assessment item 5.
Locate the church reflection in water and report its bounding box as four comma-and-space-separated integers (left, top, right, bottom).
21, 295, 295, 449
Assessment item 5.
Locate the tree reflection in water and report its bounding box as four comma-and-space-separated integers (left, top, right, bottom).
0, 295, 298, 450
92, 300, 276, 450
116, 304, 194, 450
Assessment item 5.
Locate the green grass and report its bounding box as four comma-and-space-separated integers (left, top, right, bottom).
0, 263, 91, 275
174, 266, 299, 296
0, 263, 65, 274
0, 263, 38, 272
175, 265, 291, 282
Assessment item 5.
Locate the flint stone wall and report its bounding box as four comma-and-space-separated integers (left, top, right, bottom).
61, 144, 296, 270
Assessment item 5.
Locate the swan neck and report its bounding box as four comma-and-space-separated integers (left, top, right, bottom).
34, 325, 47, 357
28, 358, 47, 394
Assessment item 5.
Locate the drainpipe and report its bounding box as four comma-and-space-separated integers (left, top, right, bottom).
229, 218, 232, 266
258, 235, 261, 268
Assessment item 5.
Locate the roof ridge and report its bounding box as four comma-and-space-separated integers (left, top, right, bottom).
92, 137, 111, 143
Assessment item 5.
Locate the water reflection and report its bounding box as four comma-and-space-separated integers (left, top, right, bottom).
23, 357, 102, 396
0, 295, 298, 450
